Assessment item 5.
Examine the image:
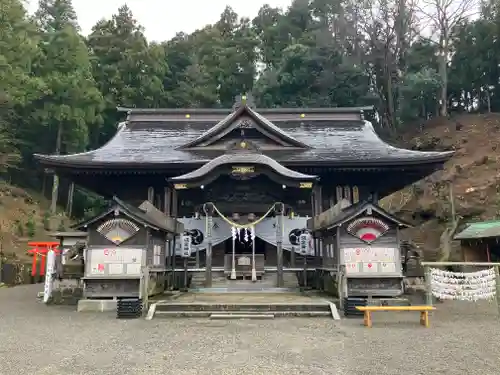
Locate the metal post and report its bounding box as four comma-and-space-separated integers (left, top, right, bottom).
275, 203, 284, 288
494, 265, 500, 316
424, 265, 433, 306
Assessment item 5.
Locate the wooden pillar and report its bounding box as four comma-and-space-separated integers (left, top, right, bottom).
312, 186, 323, 259
163, 186, 172, 288
494, 266, 500, 315
147, 186, 154, 203
276, 203, 284, 287
66, 182, 75, 217
164, 187, 172, 216
172, 189, 178, 217
204, 203, 214, 287
171, 188, 178, 289
313, 185, 323, 288
316, 185, 323, 214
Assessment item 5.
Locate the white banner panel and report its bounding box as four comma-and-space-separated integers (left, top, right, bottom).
342, 247, 401, 276
87, 247, 143, 277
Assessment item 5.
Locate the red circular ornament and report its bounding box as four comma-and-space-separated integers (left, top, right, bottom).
368, 263, 372, 268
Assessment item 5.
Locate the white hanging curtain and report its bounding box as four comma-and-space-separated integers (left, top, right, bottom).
255, 216, 309, 251
174, 217, 231, 254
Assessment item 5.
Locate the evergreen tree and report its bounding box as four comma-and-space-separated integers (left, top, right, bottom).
33, 0, 103, 212
0, 0, 45, 173
87, 5, 168, 143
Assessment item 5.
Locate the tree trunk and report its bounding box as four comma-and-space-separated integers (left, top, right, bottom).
50, 123, 63, 215
486, 88, 491, 112
439, 51, 448, 117
387, 71, 395, 129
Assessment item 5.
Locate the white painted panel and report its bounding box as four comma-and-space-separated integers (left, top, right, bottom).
345, 263, 359, 274
342, 247, 401, 276
126, 263, 141, 275
362, 262, 379, 273
91, 248, 143, 264
86, 248, 143, 277
108, 264, 124, 275
90, 263, 105, 275
380, 262, 397, 273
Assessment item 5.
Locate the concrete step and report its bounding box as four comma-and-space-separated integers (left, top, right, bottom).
210, 313, 274, 320
154, 302, 331, 312
154, 310, 331, 318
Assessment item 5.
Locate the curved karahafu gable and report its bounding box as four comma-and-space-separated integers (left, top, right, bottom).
169, 153, 318, 188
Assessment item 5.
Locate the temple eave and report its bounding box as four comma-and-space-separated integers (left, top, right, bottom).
34, 151, 453, 170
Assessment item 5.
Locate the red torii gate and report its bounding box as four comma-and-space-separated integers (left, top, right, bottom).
27, 242, 60, 276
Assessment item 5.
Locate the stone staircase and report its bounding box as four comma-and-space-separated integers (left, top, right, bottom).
189, 270, 300, 290
148, 292, 338, 320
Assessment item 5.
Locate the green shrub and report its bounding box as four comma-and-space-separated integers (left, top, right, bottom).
25, 216, 36, 237
42, 211, 51, 231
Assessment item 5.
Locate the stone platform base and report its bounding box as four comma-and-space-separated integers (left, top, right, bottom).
150, 291, 341, 320
77, 299, 117, 312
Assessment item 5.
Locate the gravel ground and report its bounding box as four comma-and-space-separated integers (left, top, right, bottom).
0, 285, 499, 375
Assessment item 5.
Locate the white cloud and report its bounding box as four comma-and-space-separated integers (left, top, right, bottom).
26, 0, 292, 42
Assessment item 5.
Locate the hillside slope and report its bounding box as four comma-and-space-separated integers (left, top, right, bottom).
381, 113, 500, 259
0, 181, 70, 260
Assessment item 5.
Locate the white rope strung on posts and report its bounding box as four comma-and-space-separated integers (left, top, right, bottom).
208, 202, 278, 229
430, 267, 497, 301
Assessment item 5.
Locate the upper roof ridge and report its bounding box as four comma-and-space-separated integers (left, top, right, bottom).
177, 104, 310, 149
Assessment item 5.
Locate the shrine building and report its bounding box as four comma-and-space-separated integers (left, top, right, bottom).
35, 95, 453, 297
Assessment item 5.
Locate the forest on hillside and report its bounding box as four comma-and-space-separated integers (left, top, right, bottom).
0, 0, 499, 216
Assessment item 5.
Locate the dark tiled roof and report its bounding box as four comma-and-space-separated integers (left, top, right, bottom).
170, 153, 318, 182
307, 201, 413, 231
326, 201, 413, 229
35, 117, 453, 168
73, 196, 173, 232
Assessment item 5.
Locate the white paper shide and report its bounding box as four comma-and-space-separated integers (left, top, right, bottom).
430, 267, 497, 301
